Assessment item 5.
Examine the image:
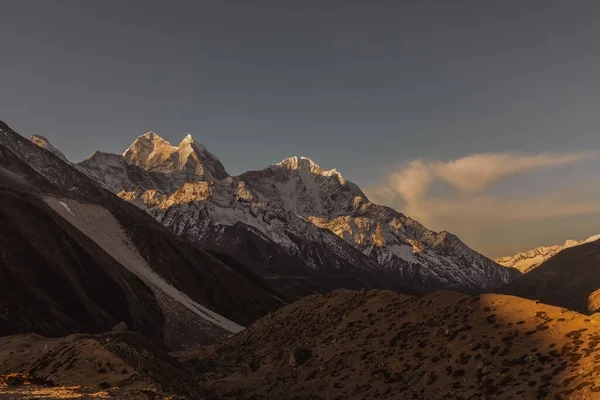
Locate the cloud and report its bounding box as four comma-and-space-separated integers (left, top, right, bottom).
431, 152, 593, 193
371, 151, 595, 207
389, 160, 432, 203
366, 151, 599, 253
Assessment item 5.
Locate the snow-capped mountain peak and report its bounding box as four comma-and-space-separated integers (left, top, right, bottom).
563, 234, 600, 248
142, 131, 163, 140
27, 134, 68, 162
120, 131, 229, 180
122, 131, 176, 168
178, 133, 200, 147
495, 233, 600, 273
274, 156, 345, 183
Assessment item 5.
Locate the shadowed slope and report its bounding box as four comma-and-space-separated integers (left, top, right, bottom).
0, 120, 285, 348
496, 234, 600, 274
500, 239, 600, 314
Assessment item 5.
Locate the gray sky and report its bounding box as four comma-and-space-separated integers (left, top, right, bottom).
3, 0, 600, 257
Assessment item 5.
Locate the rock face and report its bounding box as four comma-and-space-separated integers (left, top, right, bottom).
0, 121, 285, 348
77, 132, 520, 295
122, 132, 229, 180
495, 234, 600, 273
189, 289, 600, 399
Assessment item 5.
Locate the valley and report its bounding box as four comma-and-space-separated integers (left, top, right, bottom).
0, 120, 599, 399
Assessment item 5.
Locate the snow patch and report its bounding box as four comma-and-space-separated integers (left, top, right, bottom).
44, 197, 244, 334
58, 201, 75, 216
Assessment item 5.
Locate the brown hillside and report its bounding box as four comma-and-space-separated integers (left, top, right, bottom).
189, 290, 600, 399
0, 332, 216, 399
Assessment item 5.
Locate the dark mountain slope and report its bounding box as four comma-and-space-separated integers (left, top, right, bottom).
0, 187, 164, 339
0, 120, 285, 347
197, 221, 417, 300
500, 239, 600, 314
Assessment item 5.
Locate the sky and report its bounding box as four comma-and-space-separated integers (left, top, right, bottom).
3, 1, 600, 258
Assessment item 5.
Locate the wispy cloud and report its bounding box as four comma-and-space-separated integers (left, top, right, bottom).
367, 151, 599, 255
431, 152, 593, 193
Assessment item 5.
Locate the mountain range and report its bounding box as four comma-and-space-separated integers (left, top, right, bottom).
500, 237, 600, 314
70, 130, 520, 296
495, 234, 600, 273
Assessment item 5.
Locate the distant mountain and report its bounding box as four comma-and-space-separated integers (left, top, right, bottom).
500, 238, 600, 314
0, 121, 285, 348
76, 131, 520, 295
28, 134, 68, 161
495, 234, 600, 273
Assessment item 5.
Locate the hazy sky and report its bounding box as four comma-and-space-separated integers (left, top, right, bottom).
3, 1, 600, 257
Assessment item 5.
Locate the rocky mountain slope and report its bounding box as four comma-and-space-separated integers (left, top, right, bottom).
185, 289, 600, 399
236, 156, 520, 292
496, 234, 600, 273
0, 121, 285, 349
500, 238, 600, 315
124, 132, 228, 179
75, 131, 520, 294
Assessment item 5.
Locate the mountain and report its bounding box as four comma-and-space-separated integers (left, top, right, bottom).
28, 134, 68, 161
495, 234, 600, 273
77, 132, 520, 295
236, 156, 520, 292
0, 121, 285, 348
122, 132, 229, 180
500, 238, 600, 314
186, 289, 600, 399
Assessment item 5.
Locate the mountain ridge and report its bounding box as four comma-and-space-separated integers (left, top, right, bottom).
495, 233, 600, 273
71, 130, 519, 294
500, 237, 600, 314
